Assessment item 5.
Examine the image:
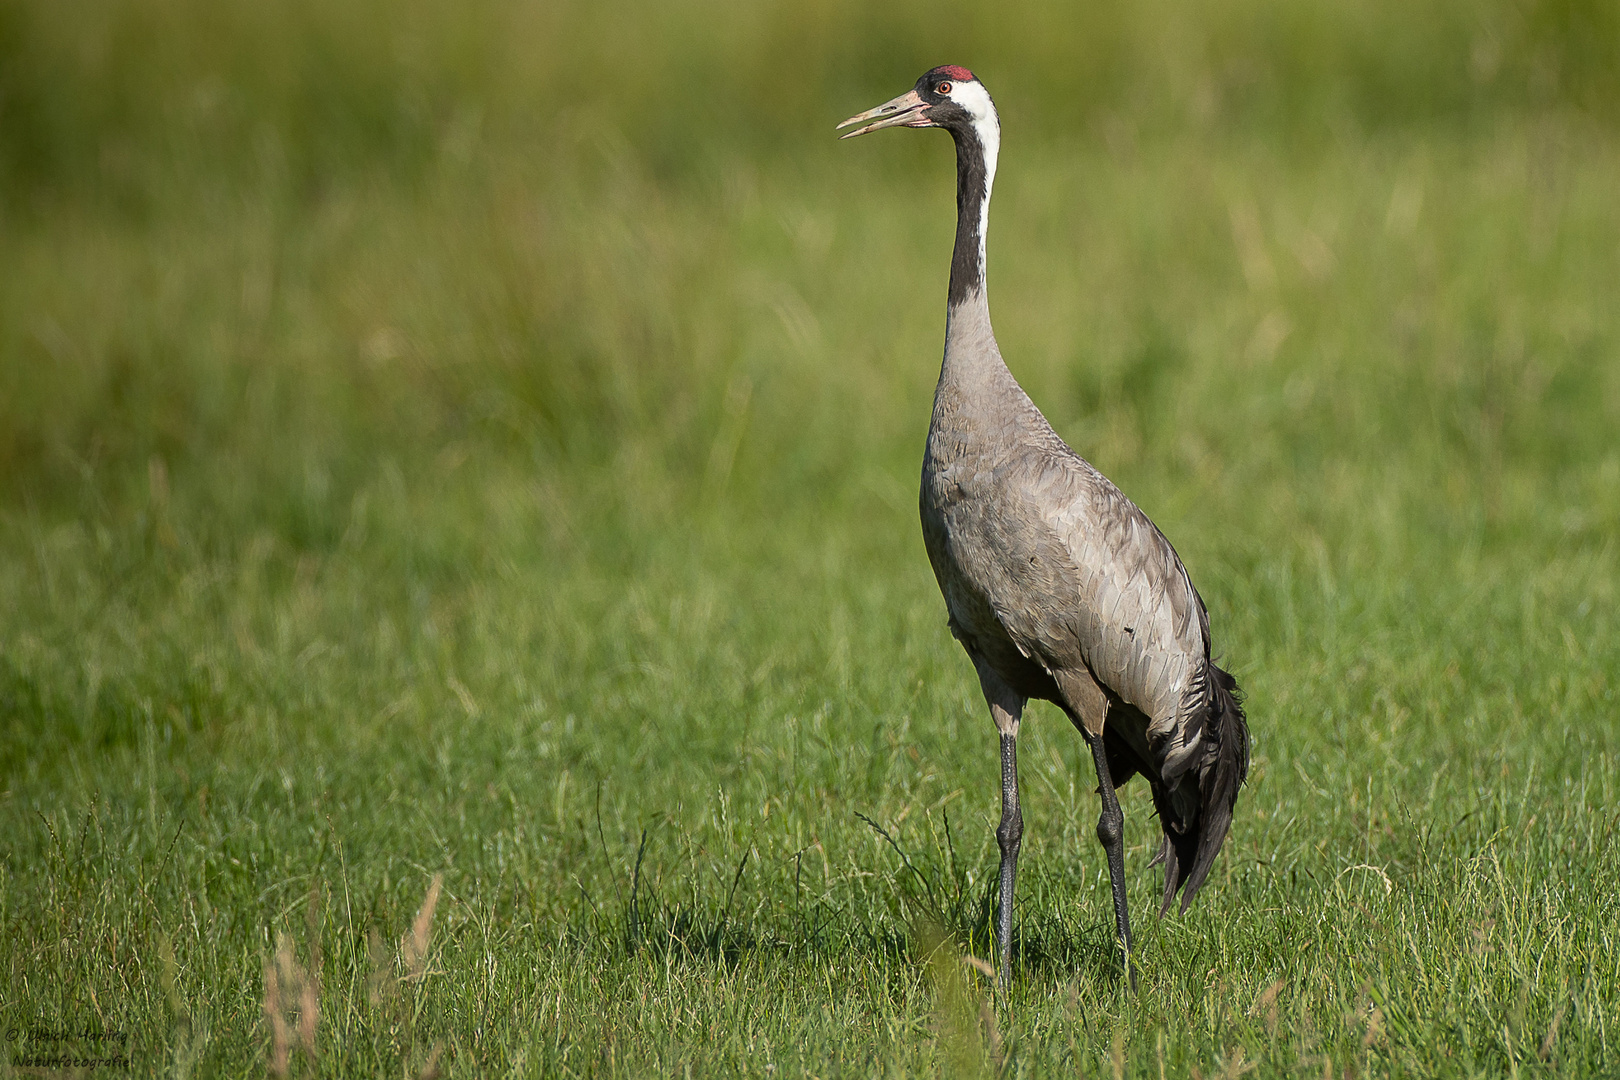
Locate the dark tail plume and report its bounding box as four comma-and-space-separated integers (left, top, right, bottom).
1155, 661, 1249, 915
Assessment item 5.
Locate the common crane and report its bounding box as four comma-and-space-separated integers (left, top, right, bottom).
838, 66, 1250, 989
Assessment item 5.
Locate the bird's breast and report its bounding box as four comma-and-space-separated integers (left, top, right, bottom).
918, 476, 1067, 701
921, 461, 1024, 631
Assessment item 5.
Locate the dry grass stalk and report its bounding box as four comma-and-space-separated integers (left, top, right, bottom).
1254, 978, 1287, 1038
418, 1040, 445, 1080
960, 954, 996, 980
1191, 1046, 1256, 1080
263, 930, 319, 1075
402, 873, 444, 982
263, 947, 292, 1078
1539, 1000, 1567, 1061
297, 963, 320, 1054
1361, 1005, 1385, 1049
359, 878, 448, 1076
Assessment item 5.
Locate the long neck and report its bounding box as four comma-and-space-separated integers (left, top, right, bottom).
941, 117, 1008, 393
947, 123, 997, 308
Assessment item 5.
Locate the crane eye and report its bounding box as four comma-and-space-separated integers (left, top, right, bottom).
936, 81, 952, 95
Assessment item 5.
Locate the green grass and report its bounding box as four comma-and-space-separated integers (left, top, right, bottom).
3, 0, 1620, 1076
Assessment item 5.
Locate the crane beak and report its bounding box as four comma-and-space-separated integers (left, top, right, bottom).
836, 88, 932, 138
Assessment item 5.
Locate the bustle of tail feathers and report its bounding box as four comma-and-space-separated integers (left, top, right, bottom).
1153, 660, 1249, 916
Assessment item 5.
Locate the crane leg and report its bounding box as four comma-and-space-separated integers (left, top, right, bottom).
970, 659, 1025, 990
995, 729, 1022, 989
1086, 731, 1137, 991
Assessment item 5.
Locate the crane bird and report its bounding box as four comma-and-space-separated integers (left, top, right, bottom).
838, 67, 1250, 988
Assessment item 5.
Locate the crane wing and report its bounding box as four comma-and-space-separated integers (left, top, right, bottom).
993, 446, 1211, 750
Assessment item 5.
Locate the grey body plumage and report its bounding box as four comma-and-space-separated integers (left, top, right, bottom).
841, 67, 1250, 987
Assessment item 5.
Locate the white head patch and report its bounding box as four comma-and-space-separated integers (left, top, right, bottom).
945, 79, 1000, 190
939, 78, 1000, 285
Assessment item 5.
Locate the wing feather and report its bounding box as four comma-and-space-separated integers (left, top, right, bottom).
1001, 444, 1209, 725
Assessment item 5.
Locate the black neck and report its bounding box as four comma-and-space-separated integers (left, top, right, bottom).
947, 127, 989, 307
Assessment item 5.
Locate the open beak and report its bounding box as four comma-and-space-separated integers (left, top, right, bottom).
836, 88, 931, 138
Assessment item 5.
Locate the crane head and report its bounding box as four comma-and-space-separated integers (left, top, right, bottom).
836, 66, 995, 140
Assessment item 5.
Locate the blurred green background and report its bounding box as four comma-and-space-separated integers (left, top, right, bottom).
3, 0, 1618, 512
3, 0, 1619, 1075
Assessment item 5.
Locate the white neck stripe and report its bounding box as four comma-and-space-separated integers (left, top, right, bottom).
950, 81, 1000, 277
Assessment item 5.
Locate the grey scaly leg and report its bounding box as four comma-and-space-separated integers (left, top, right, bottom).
995, 730, 1022, 987
972, 661, 1025, 990
1086, 730, 1136, 991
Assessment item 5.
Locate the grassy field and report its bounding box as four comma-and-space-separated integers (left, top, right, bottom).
3, 0, 1620, 1076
